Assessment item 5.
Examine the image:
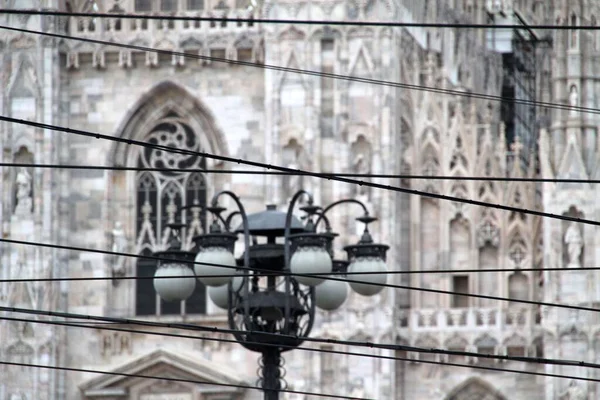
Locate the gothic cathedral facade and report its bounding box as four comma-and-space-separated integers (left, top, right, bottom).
1, 0, 599, 399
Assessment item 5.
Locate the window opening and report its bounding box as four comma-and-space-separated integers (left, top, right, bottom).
452, 275, 469, 308
135, 113, 207, 316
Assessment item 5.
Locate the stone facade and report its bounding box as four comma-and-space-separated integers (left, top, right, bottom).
0, 0, 599, 399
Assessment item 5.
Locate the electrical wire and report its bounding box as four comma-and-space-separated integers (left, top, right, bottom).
0, 24, 597, 117
2, 115, 598, 229
3, 260, 599, 283
0, 359, 364, 400
2, 161, 599, 184
1, 307, 598, 372
0, 236, 596, 314
1, 313, 599, 386
3, 352, 600, 392
3, 9, 600, 31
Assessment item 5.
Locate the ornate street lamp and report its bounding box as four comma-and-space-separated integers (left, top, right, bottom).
152, 190, 389, 400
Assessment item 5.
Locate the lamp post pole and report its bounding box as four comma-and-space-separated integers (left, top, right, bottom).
151, 190, 389, 400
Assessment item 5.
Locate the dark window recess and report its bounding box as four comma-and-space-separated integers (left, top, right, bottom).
158, 52, 172, 64
186, 284, 207, 314
452, 275, 469, 308
210, 49, 226, 59
134, 0, 152, 12
135, 255, 157, 316
187, 0, 205, 10
237, 48, 253, 62
161, 295, 181, 315
507, 346, 526, 357
500, 30, 537, 171
161, 0, 178, 11
476, 346, 496, 365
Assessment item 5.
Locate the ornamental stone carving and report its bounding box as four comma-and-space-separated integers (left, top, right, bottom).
564, 222, 583, 268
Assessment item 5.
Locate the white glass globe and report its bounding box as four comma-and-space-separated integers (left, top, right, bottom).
347, 257, 387, 296
315, 277, 348, 311
208, 275, 245, 309
290, 247, 333, 286
194, 247, 236, 287
153, 263, 196, 302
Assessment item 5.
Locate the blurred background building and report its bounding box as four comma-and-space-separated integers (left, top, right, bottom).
1, 0, 599, 398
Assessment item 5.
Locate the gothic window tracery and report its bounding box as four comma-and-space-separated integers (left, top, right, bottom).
477, 220, 499, 248
508, 233, 527, 267
135, 113, 207, 316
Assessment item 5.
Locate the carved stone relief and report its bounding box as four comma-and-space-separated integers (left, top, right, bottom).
13, 167, 32, 217
100, 331, 132, 358
563, 222, 583, 268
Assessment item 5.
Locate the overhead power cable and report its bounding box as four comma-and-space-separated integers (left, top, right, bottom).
3, 350, 599, 391
0, 225, 599, 280
0, 24, 598, 117
0, 359, 364, 400
2, 9, 600, 31
2, 307, 600, 372
1, 314, 599, 386
2, 161, 599, 184
6, 260, 600, 283
0, 236, 597, 314
2, 115, 598, 229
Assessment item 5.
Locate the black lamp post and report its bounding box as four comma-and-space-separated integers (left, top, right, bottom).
152, 190, 389, 400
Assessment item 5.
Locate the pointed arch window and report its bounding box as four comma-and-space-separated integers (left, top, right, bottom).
135, 113, 208, 316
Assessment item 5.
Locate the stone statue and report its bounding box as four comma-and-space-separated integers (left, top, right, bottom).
569, 85, 578, 117
111, 222, 128, 279
564, 223, 583, 268
14, 167, 32, 216
562, 380, 587, 400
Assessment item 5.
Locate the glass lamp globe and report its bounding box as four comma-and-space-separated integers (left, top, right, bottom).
315, 277, 348, 311
208, 275, 245, 309
290, 246, 333, 286
194, 246, 236, 287
153, 262, 196, 302
347, 257, 387, 296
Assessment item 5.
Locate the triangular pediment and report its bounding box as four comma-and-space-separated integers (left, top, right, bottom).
80, 349, 248, 399
557, 132, 589, 190
348, 43, 374, 77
